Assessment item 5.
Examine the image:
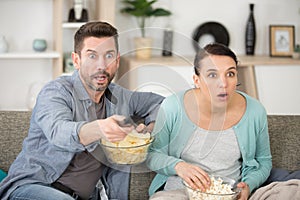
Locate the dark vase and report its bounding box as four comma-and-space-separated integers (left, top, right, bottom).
68, 8, 89, 22
245, 4, 256, 55
162, 28, 173, 56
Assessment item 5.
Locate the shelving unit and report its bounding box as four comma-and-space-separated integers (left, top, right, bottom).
0, 0, 115, 79
0, 51, 60, 59
62, 22, 86, 29
118, 55, 300, 99
52, 0, 116, 78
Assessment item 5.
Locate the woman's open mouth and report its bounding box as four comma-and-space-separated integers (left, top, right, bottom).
217, 93, 228, 101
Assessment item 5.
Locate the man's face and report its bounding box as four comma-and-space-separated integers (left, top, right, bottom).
73, 36, 120, 93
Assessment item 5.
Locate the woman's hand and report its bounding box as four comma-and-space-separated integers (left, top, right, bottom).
175, 161, 210, 192
236, 182, 250, 200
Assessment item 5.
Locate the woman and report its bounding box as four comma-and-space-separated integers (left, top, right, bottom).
147, 43, 272, 200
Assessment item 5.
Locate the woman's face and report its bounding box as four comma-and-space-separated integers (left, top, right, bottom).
193, 55, 238, 107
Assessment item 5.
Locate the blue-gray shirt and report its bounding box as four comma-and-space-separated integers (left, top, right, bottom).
0, 70, 164, 200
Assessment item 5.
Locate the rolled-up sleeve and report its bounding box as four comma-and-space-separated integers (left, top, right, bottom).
128, 91, 164, 125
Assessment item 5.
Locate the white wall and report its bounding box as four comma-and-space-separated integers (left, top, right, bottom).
116, 0, 300, 56
116, 0, 300, 115
0, 0, 300, 114
0, 0, 53, 110
255, 65, 300, 115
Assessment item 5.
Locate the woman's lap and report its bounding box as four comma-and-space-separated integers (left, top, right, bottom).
149, 189, 188, 200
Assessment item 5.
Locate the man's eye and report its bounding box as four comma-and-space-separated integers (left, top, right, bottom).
105, 53, 114, 59
88, 54, 97, 59
208, 73, 217, 78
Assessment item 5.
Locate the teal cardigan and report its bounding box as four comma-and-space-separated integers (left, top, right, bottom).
147, 90, 272, 195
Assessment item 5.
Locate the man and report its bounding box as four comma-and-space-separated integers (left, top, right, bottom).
0, 21, 164, 200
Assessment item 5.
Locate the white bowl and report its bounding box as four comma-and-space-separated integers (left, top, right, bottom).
183, 175, 241, 200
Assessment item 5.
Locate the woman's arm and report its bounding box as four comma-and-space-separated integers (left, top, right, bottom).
241, 107, 272, 193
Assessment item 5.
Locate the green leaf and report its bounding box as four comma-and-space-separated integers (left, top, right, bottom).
150, 8, 172, 17
120, 0, 172, 37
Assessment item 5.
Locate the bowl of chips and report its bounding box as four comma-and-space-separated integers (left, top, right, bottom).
183, 175, 241, 200
100, 131, 154, 165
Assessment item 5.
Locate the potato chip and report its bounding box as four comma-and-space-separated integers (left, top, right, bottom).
101, 130, 153, 164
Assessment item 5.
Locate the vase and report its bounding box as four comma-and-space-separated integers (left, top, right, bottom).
245, 3, 256, 55
0, 35, 9, 53
134, 37, 153, 60
33, 39, 47, 52
162, 28, 173, 56
68, 0, 89, 22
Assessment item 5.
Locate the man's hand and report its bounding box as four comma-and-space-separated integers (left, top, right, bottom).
79, 115, 134, 145
175, 161, 211, 192
98, 115, 134, 142
135, 121, 155, 133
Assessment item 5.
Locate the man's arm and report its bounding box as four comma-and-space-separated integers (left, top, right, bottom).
129, 91, 165, 125
78, 115, 134, 145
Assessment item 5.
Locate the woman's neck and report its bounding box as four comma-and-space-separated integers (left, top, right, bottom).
185, 89, 245, 130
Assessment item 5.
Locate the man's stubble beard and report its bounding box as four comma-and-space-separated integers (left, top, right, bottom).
89, 72, 116, 92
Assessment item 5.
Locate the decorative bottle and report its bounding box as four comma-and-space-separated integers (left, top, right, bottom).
162, 25, 173, 56
0, 35, 9, 53
245, 3, 256, 55
68, 0, 89, 22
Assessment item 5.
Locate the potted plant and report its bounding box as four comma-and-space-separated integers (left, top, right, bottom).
120, 0, 172, 59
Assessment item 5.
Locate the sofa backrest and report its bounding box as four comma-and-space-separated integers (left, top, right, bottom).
268, 115, 300, 171
0, 111, 31, 172
0, 111, 299, 174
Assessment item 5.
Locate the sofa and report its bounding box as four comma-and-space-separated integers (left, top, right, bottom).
0, 111, 299, 199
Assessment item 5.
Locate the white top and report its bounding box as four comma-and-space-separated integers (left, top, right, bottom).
164, 127, 242, 190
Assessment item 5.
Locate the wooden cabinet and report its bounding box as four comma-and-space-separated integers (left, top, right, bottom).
117, 55, 300, 99
52, 0, 116, 78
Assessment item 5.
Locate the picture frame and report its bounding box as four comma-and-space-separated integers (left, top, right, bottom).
269, 25, 295, 57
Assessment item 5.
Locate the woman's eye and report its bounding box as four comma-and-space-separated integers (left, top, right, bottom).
227, 71, 236, 77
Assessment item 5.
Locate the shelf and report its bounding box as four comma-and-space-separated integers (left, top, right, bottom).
61, 72, 73, 76
119, 55, 300, 67
52, 0, 116, 78
0, 51, 60, 59
118, 55, 300, 100
62, 22, 86, 29
238, 55, 300, 66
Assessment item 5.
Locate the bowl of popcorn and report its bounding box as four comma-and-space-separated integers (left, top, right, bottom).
183, 175, 241, 200
100, 130, 154, 165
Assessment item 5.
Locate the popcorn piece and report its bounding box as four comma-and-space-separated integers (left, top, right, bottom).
185, 176, 236, 200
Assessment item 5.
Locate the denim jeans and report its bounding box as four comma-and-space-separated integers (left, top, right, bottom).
9, 183, 75, 200
9, 183, 103, 200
